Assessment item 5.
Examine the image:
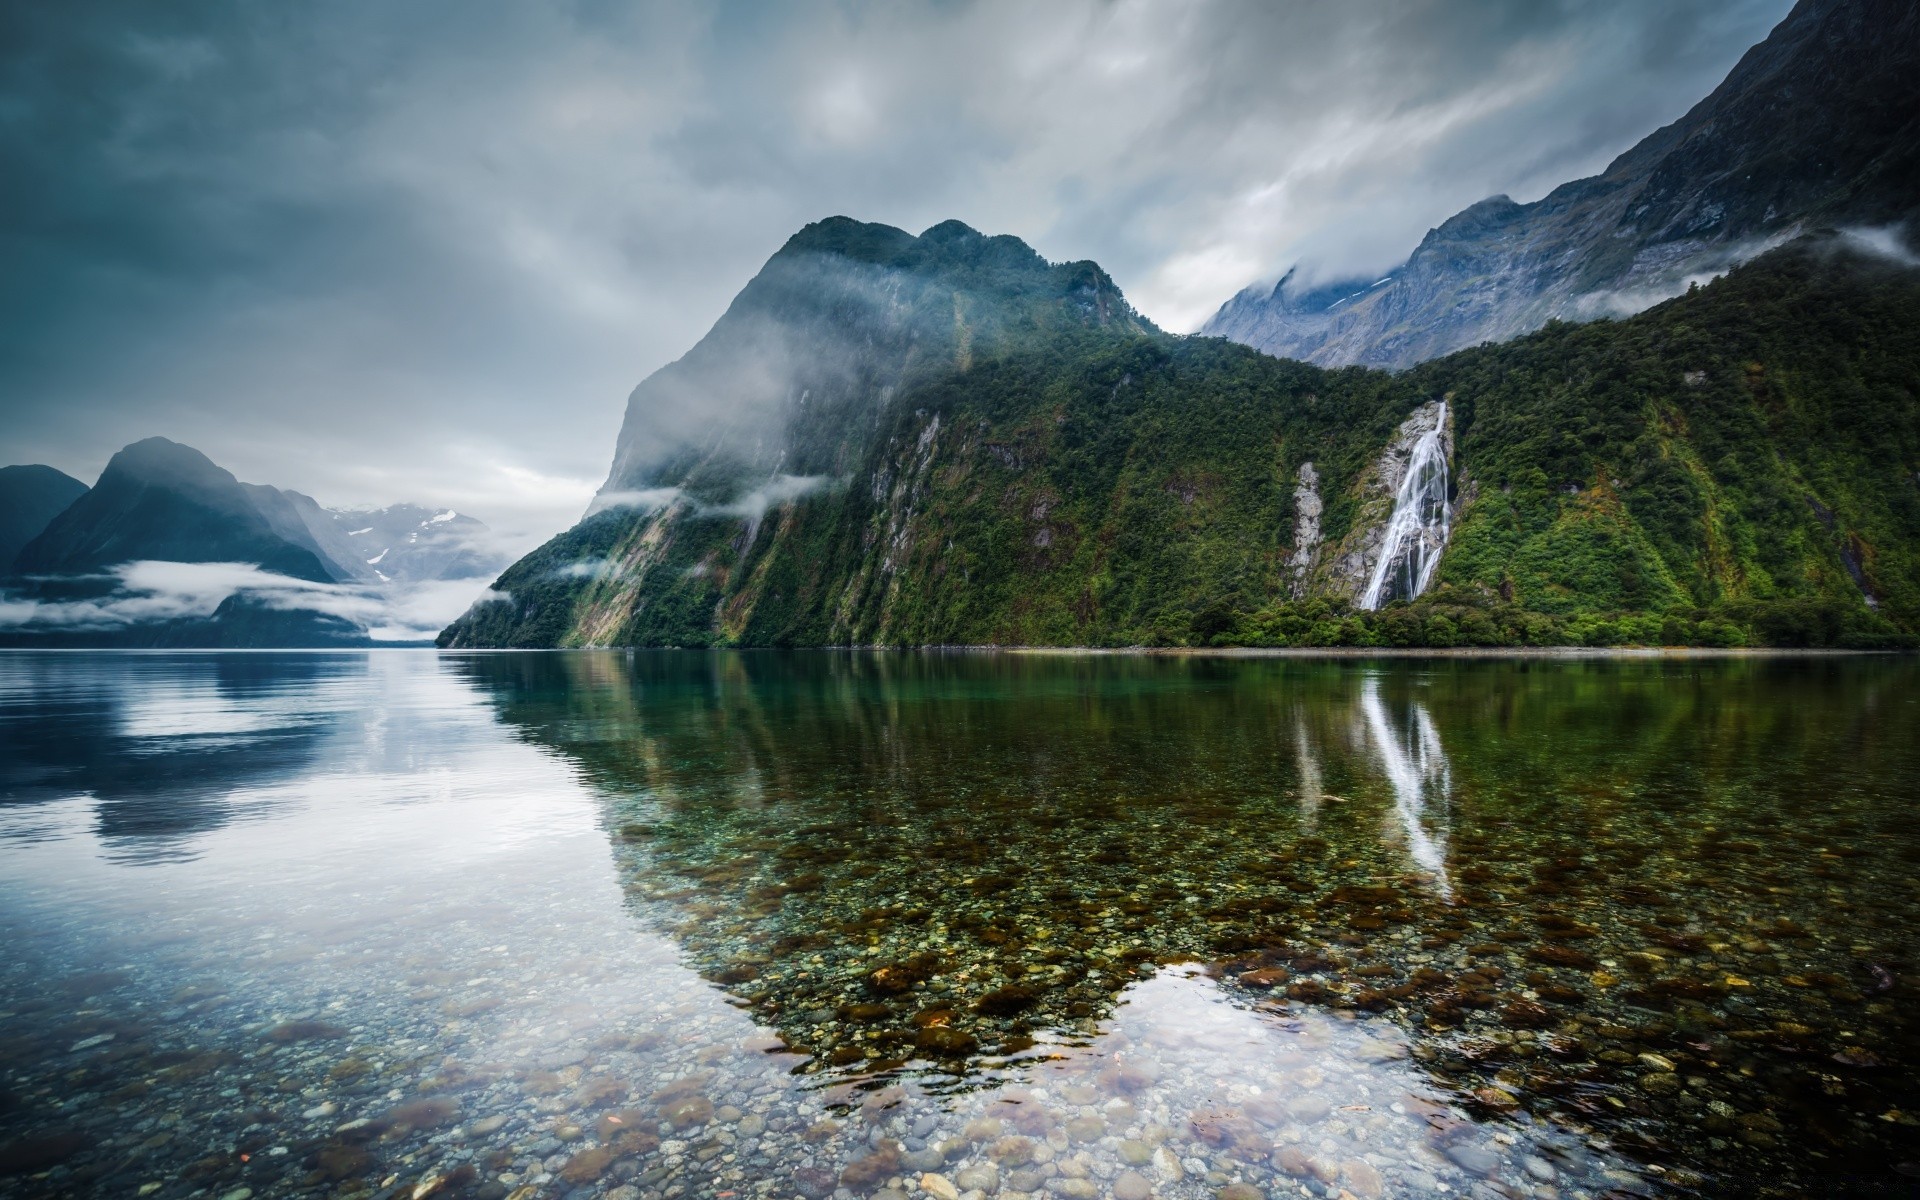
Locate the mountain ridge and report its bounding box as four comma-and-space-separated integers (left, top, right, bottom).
13, 438, 348, 584
0, 464, 88, 571
443, 218, 1920, 651
1203, 0, 1920, 368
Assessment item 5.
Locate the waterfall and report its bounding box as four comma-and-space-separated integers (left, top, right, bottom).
1359, 401, 1451, 610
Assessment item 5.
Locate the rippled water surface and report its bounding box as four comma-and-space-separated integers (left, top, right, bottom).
1, 651, 1916, 1200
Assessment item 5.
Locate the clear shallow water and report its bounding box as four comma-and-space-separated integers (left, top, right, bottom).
0, 652, 1916, 1200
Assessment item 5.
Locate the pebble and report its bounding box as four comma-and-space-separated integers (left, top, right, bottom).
955, 1163, 999, 1191
1445, 1143, 1501, 1176
921, 1173, 962, 1200
1066, 1116, 1105, 1142
1272, 1146, 1317, 1180
1343, 1158, 1383, 1198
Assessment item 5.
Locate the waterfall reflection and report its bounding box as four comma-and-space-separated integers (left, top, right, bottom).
1291, 715, 1323, 829
1287, 676, 1454, 895
1356, 676, 1453, 897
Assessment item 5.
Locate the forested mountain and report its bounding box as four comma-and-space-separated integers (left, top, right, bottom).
443, 221, 1919, 651
0, 464, 87, 571
1203, 0, 1920, 369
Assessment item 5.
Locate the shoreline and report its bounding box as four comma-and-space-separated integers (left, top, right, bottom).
2, 644, 1901, 657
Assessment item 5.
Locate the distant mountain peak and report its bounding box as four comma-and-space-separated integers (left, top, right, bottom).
106, 436, 239, 488
321, 503, 502, 584
1204, 0, 1920, 368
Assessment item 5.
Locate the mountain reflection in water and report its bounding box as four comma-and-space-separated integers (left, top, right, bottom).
456, 650, 1920, 1196
0, 650, 1913, 1200
0, 652, 356, 859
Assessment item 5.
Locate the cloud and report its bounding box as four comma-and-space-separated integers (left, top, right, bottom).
1567, 229, 1800, 320
566, 475, 836, 579
363, 580, 510, 642
0, 560, 501, 642
1, 0, 1792, 547
542, 557, 620, 582
588, 487, 684, 517
587, 475, 833, 521
1838, 224, 1920, 269
711, 474, 833, 521
1561, 224, 1920, 323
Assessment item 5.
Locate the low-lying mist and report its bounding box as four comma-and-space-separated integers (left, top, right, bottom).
0, 561, 505, 643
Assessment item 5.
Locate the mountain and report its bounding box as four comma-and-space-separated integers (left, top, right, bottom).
443, 219, 1920, 651
1, 438, 507, 647
443, 216, 1166, 647
12, 437, 364, 584
325, 504, 504, 582
0, 464, 87, 570
1203, 0, 1920, 369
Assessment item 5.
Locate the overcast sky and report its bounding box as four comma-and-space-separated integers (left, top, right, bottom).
0, 0, 1792, 553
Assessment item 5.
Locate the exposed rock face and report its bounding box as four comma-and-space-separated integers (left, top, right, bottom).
1205, 0, 1920, 368
1287, 462, 1322, 598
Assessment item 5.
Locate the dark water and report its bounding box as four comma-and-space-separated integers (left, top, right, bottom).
0, 652, 1916, 1200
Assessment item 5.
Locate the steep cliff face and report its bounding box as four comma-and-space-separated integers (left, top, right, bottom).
1204, 0, 1920, 369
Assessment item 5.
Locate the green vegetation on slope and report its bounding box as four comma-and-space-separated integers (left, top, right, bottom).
445, 235, 1920, 650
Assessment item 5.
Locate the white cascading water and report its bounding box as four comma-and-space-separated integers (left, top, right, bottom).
1359, 401, 1451, 610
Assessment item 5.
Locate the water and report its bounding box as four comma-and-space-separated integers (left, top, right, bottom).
1, 651, 1916, 1200
1360, 402, 1450, 611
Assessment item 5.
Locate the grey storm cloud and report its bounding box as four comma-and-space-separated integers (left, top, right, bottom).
0, 0, 1791, 555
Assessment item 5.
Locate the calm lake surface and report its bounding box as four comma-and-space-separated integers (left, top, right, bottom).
1, 651, 1916, 1200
